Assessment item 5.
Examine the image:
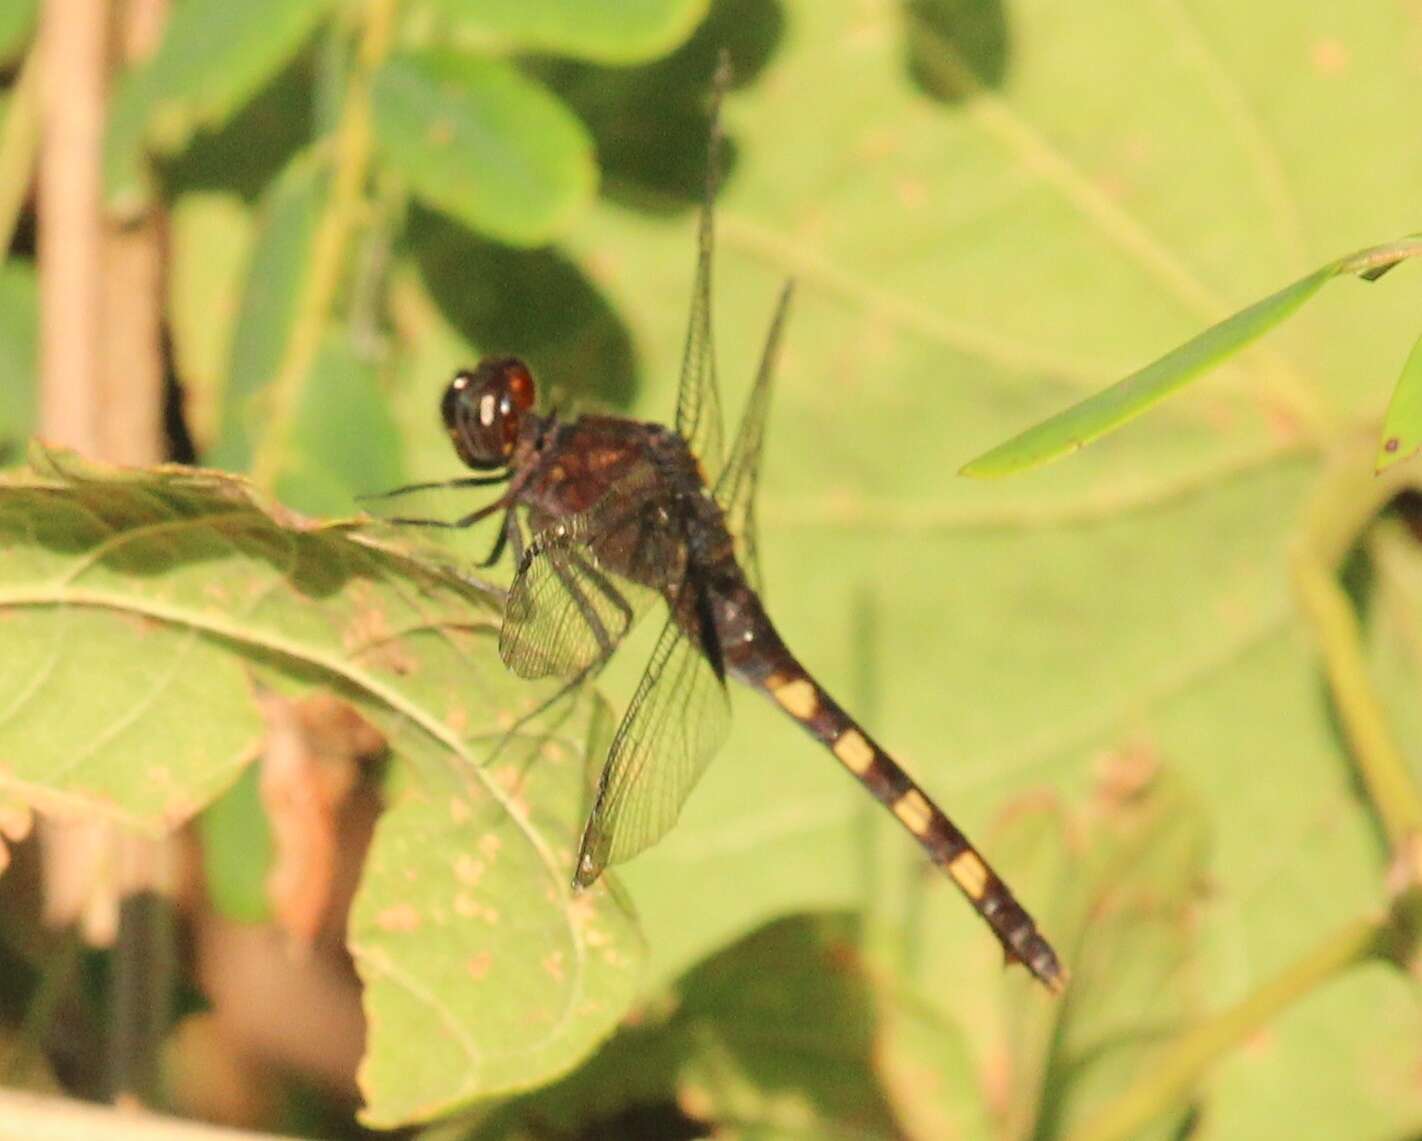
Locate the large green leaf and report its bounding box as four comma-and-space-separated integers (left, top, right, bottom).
0, 448, 643, 1124
371, 52, 596, 247
427, 0, 709, 63
467, 915, 908, 1140
381, 0, 1422, 1132
104, 0, 336, 211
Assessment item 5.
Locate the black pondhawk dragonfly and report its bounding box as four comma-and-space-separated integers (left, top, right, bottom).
373, 86, 1064, 993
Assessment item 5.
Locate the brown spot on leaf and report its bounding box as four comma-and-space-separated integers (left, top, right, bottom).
454, 854, 484, 885
1386, 436, 1401, 453
376, 903, 421, 932
466, 951, 492, 980
542, 951, 565, 982
895, 178, 927, 209
478, 834, 502, 859
1093, 739, 1161, 808
1311, 37, 1350, 75
449, 797, 471, 824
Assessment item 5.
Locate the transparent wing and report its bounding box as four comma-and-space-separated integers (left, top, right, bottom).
499, 474, 683, 680
573, 600, 731, 886
673, 59, 732, 482
500, 537, 653, 680
713, 281, 795, 594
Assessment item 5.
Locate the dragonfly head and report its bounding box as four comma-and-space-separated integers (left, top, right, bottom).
442, 357, 537, 469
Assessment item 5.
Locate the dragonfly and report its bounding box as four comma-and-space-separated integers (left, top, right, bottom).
372, 77, 1064, 993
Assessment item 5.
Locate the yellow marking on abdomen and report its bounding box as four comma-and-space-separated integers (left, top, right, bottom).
892, 789, 934, 835
832, 729, 875, 775
770, 676, 819, 721
948, 851, 990, 900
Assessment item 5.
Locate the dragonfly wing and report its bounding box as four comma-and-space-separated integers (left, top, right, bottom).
714, 281, 795, 594
573, 600, 731, 886
672, 61, 733, 482
499, 485, 671, 680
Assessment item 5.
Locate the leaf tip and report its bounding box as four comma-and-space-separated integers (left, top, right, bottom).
1375, 434, 1417, 473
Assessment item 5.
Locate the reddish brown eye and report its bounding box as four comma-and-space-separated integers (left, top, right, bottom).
441, 357, 539, 470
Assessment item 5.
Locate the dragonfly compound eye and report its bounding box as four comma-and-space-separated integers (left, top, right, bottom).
442, 357, 538, 470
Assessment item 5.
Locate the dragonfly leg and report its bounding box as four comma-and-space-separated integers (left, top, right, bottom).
357, 472, 510, 503
381, 498, 508, 530
476, 511, 513, 568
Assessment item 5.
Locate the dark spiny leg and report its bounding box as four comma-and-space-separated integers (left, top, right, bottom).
751, 656, 1065, 992
477, 511, 512, 568
382, 498, 508, 530
358, 472, 511, 503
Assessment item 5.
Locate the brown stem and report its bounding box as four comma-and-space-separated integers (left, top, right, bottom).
37, 0, 108, 453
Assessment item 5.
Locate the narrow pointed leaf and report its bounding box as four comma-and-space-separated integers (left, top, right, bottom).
963, 238, 1422, 478
1377, 326, 1422, 471
961, 265, 1335, 477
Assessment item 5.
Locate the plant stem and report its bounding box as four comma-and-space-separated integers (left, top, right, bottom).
249, 0, 398, 490
1066, 912, 1391, 1141
1292, 434, 1422, 857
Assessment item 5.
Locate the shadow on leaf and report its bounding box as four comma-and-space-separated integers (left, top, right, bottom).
408, 206, 639, 412
902, 0, 1011, 102
538, 0, 786, 214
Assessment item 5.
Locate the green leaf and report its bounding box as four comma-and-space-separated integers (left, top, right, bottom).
1377, 325, 1422, 471
876, 994, 993, 1141
1016, 770, 1208, 1140
427, 0, 709, 63
104, 0, 335, 211
276, 332, 403, 516
471, 916, 909, 1139
960, 264, 1335, 478
962, 237, 1422, 478
370, 52, 596, 247
425, 3, 1422, 1133
198, 764, 274, 923
210, 150, 325, 471
0, 259, 38, 458
0, 447, 643, 1123
0, 0, 36, 66
168, 192, 256, 450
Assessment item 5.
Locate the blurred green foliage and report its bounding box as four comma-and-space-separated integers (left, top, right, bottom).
3, 0, 1422, 1138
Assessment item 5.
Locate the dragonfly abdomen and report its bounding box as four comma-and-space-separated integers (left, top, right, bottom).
724, 610, 1064, 991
